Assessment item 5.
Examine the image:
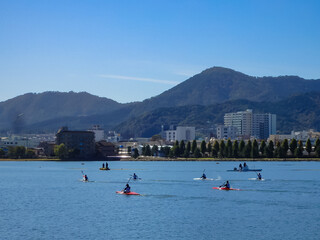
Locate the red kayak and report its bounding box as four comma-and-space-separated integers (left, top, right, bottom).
116, 191, 140, 195
213, 187, 240, 191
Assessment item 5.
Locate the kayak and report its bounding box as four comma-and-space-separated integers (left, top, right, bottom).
193, 178, 215, 181
227, 168, 262, 172
116, 191, 140, 195
212, 187, 241, 191
99, 168, 110, 170
248, 178, 265, 181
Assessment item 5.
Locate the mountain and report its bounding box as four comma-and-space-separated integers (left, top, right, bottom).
1, 67, 320, 134
115, 92, 320, 138
131, 67, 320, 114
0, 91, 125, 132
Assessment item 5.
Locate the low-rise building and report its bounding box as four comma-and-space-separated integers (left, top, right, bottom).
165, 126, 195, 142
56, 127, 95, 159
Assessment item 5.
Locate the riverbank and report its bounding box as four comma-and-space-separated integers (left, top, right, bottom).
0, 158, 61, 161
122, 157, 320, 161
1, 157, 320, 161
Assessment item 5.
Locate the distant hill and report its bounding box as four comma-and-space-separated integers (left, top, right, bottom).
0, 91, 125, 132
115, 92, 320, 138
1, 67, 320, 134
131, 67, 320, 114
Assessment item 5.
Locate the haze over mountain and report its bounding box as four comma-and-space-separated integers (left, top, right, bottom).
1, 67, 320, 135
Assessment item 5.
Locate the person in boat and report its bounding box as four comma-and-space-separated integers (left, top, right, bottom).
257, 173, 262, 180
102, 163, 105, 168
239, 163, 243, 170
221, 181, 230, 189
201, 173, 207, 179
133, 173, 138, 180
106, 162, 109, 169
243, 162, 247, 167
124, 184, 131, 193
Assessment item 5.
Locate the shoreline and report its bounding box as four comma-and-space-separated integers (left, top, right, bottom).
1, 157, 320, 162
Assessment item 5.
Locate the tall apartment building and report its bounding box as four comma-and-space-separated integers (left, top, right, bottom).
223, 109, 276, 140
252, 113, 276, 139
224, 109, 253, 138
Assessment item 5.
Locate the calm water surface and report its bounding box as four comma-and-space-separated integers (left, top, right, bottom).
1, 161, 320, 240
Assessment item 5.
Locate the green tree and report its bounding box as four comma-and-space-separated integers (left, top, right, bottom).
186, 141, 191, 155
226, 139, 232, 158
194, 147, 201, 158
54, 144, 68, 159
179, 141, 185, 156
315, 138, 320, 157
219, 140, 225, 158
281, 139, 289, 158
183, 148, 190, 158
191, 140, 197, 154
145, 145, 152, 156
0, 148, 5, 158
141, 145, 146, 155
132, 148, 139, 158
289, 138, 297, 156
305, 139, 312, 156
251, 139, 259, 158
68, 148, 80, 159
200, 140, 207, 156
274, 141, 284, 158
239, 140, 245, 157
294, 140, 304, 158
212, 140, 219, 158
232, 140, 239, 158
151, 145, 158, 156
259, 140, 266, 157
244, 140, 252, 158
207, 142, 212, 156
265, 140, 274, 158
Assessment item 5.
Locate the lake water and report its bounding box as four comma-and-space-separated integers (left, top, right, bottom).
1, 161, 320, 240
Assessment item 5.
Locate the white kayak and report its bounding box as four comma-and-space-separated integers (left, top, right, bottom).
193, 178, 215, 181
248, 178, 265, 181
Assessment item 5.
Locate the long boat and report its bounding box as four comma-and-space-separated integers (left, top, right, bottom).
227, 167, 262, 172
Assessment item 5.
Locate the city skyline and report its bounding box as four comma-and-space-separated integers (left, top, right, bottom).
1, 0, 320, 103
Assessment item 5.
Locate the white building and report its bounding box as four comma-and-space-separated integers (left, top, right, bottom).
165, 126, 195, 142
224, 109, 276, 140
224, 109, 253, 138
88, 125, 105, 142
216, 125, 238, 140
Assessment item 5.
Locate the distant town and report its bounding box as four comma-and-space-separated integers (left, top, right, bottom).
1, 109, 320, 160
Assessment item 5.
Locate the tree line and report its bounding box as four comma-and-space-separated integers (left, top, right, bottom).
0, 146, 36, 159
132, 138, 320, 159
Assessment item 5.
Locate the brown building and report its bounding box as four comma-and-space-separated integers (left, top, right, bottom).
95, 140, 116, 159
56, 127, 95, 159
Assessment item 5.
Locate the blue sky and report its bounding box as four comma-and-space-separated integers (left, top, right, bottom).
1, 0, 320, 103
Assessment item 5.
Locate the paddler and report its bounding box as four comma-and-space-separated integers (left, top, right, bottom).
83, 174, 88, 181
221, 181, 230, 189
239, 163, 243, 170
124, 183, 131, 193
102, 163, 105, 168
201, 173, 207, 179
133, 173, 138, 180
257, 173, 262, 180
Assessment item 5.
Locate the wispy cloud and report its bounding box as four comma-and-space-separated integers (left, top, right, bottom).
98, 74, 179, 85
